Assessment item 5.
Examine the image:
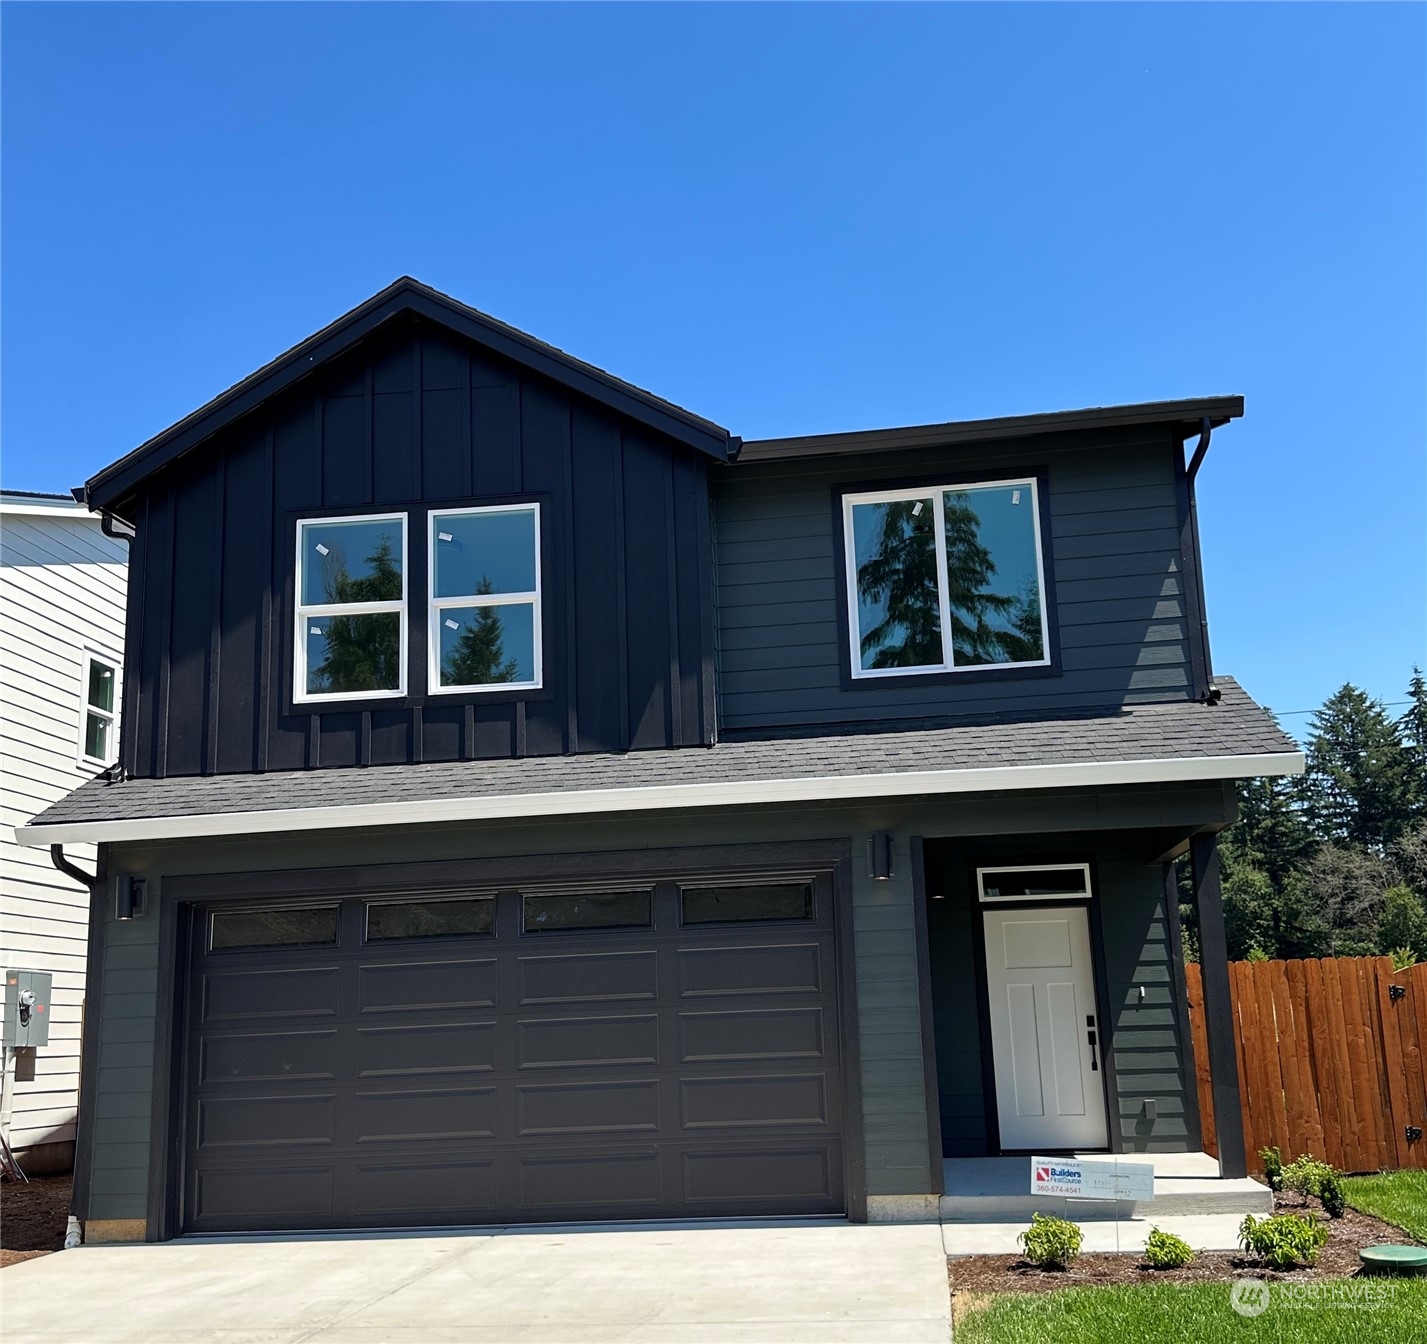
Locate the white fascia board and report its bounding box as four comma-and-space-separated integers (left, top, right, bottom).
1, 501, 90, 519
15, 750, 1305, 847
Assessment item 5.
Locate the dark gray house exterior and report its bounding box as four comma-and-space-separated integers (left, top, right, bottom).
19, 279, 1301, 1239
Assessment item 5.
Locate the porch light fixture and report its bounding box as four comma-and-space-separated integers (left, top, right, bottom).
868, 832, 894, 881
117, 877, 147, 921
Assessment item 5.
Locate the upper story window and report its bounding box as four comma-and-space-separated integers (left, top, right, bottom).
295, 513, 407, 702
429, 504, 542, 693
78, 650, 119, 766
842, 478, 1049, 678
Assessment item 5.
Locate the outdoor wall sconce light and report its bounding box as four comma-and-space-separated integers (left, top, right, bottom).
868, 832, 894, 881
117, 877, 147, 921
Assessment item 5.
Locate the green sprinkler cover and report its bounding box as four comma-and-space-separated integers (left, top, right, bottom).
1359, 1244, 1427, 1271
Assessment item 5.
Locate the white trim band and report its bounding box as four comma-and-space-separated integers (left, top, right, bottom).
15, 750, 1305, 847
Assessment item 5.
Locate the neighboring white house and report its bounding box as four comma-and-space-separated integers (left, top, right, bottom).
1, 490, 127, 1173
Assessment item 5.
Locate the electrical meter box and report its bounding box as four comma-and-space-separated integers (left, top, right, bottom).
3, 969, 53, 1048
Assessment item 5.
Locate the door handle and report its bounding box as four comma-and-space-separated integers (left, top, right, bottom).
1086, 1015, 1098, 1072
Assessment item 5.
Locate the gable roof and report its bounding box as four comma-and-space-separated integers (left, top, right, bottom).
17, 678, 1300, 846
82, 278, 739, 512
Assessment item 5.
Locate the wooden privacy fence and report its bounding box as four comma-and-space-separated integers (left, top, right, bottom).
1186, 956, 1427, 1174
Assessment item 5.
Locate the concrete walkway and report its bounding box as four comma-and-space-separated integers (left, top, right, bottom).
0, 1221, 952, 1344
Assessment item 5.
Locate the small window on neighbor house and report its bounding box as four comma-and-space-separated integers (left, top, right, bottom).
295, 514, 406, 702
429, 504, 541, 693
78, 652, 119, 766
842, 479, 1049, 678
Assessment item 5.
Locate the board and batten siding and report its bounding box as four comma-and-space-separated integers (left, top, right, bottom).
116, 318, 715, 781
1, 501, 128, 1160
713, 426, 1197, 730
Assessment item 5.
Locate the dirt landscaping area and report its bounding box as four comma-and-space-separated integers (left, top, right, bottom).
949, 1190, 1421, 1299
1, 1175, 73, 1267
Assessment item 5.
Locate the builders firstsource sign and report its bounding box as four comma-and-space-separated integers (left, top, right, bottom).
1030, 1157, 1155, 1201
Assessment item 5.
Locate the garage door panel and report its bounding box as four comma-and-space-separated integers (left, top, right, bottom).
517, 950, 658, 1004
516, 1013, 659, 1068
195, 1166, 334, 1224
204, 966, 339, 1021
517, 1149, 664, 1210
679, 1007, 826, 1062
198, 1093, 336, 1148
516, 1079, 661, 1136
677, 943, 822, 997
682, 1146, 835, 1203
358, 958, 497, 1012
680, 1074, 828, 1129
356, 1021, 498, 1077
352, 1159, 498, 1216
354, 1087, 498, 1142
200, 1029, 338, 1083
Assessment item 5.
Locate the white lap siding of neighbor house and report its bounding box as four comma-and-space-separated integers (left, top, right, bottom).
0, 492, 127, 1172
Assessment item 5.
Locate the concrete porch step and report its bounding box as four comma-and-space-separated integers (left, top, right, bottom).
939, 1152, 1273, 1223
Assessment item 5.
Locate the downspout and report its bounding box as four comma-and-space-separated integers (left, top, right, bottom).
50, 844, 96, 890
1185, 418, 1221, 706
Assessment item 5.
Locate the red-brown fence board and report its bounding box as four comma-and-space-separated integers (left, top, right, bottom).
1186, 956, 1427, 1174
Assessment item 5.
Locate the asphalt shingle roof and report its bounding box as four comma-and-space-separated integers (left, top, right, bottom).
23, 678, 1297, 838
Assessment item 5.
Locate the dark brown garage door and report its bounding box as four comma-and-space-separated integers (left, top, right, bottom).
181, 873, 848, 1232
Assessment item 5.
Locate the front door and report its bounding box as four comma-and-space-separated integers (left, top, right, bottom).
982, 905, 1108, 1151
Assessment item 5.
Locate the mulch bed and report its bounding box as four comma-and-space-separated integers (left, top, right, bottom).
0, 1174, 72, 1267
949, 1190, 1422, 1297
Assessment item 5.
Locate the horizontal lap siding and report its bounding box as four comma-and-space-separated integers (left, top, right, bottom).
1, 513, 128, 1153
123, 324, 712, 778
713, 429, 1194, 730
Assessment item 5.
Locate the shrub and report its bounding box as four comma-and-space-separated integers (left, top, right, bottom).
1239, 1212, 1329, 1268
1245, 945, 1271, 962
1391, 947, 1418, 972
1259, 1146, 1284, 1191
1018, 1213, 1083, 1269
1319, 1172, 1346, 1219
1282, 1154, 1338, 1199
1143, 1227, 1195, 1269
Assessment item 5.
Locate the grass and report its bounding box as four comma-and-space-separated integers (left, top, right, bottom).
954, 1278, 1427, 1343
1342, 1169, 1427, 1241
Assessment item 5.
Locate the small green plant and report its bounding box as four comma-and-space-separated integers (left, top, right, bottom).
1281, 1154, 1338, 1199
1259, 1146, 1284, 1191
1238, 1212, 1329, 1268
1319, 1172, 1346, 1218
1018, 1213, 1084, 1269
1245, 945, 1271, 962
1143, 1227, 1195, 1269
1391, 947, 1418, 972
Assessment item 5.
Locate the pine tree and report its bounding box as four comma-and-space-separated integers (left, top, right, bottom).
1223, 773, 1315, 893
443, 578, 519, 686
1400, 667, 1427, 807
1303, 684, 1415, 848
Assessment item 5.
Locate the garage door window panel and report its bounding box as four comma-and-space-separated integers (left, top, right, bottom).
365, 897, 495, 941
680, 883, 814, 925
210, 906, 340, 951
522, 890, 652, 933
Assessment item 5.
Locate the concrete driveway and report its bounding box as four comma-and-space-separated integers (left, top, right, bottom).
0, 1221, 951, 1344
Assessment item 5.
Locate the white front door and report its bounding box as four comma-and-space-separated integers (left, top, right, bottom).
983, 904, 1108, 1151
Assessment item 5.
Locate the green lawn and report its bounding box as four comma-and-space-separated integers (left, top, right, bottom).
1343, 1169, 1427, 1241
954, 1279, 1426, 1343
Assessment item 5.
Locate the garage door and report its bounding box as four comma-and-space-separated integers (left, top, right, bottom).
180, 873, 848, 1232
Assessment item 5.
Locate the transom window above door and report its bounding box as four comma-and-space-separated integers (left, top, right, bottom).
841, 478, 1050, 678
429, 503, 542, 693
294, 513, 408, 702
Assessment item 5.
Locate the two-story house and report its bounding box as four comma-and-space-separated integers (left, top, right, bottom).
17, 279, 1301, 1240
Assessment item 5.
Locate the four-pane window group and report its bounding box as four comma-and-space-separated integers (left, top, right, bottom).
295, 503, 542, 702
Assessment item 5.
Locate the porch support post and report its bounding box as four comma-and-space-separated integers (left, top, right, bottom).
1189, 832, 1247, 1178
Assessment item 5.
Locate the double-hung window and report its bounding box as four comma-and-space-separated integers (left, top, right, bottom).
78, 651, 119, 766
842, 477, 1050, 678
429, 503, 542, 692
295, 513, 407, 702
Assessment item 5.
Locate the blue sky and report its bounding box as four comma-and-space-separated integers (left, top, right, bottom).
3, 3, 1423, 730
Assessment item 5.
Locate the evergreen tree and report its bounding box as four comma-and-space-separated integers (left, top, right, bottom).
1378, 884, 1427, 958
1400, 667, 1427, 806
1303, 684, 1415, 848
1222, 773, 1315, 893
443, 578, 519, 686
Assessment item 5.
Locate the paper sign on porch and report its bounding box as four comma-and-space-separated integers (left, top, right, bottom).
1031, 1156, 1155, 1201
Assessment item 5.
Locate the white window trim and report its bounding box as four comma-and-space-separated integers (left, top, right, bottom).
294, 512, 408, 705
976, 862, 1093, 903
427, 503, 543, 695
76, 648, 122, 769
842, 477, 1051, 679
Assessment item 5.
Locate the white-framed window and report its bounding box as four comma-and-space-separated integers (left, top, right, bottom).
976, 863, 1093, 902
428, 503, 542, 694
294, 512, 407, 703
77, 650, 120, 767
841, 477, 1050, 678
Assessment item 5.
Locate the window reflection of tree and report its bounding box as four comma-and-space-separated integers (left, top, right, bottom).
311, 534, 402, 693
